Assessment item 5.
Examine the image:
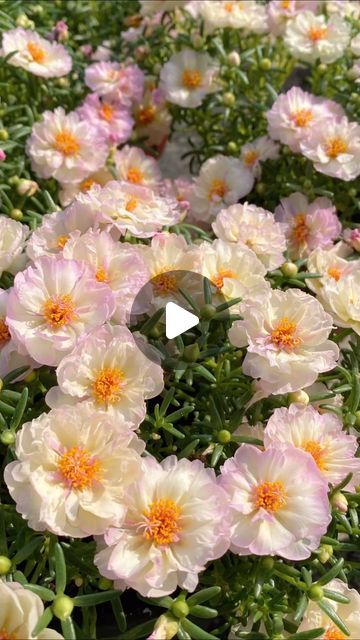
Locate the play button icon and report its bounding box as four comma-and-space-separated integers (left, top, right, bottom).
165, 302, 199, 340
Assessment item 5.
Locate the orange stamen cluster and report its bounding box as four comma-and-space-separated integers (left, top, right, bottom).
125, 197, 138, 212
182, 69, 202, 89
95, 266, 109, 283
57, 234, 69, 250
212, 269, 235, 290
54, 130, 80, 156
127, 167, 144, 184
143, 498, 182, 546
327, 266, 341, 281
80, 178, 97, 192
325, 137, 348, 159
27, 41, 46, 63
208, 178, 227, 201
92, 367, 125, 404
291, 213, 309, 245
254, 481, 287, 513
136, 105, 156, 125
302, 440, 327, 470
100, 103, 114, 122
292, 109, 313, 128
308, 25, 328, 42
323, 625, 346, 640
243, 150, 259, 167
0, 318, 11, 344
271, 317, 301, 351
58, 447, 102, 491
152, 271, 178, 295
43, 294, 76, 329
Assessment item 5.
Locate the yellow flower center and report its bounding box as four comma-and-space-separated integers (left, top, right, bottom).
323, 625, 346, 640
325, 137, 348, 159
254, 481, 287, 513
327, 266, 341, 281
292, 109, 313, 128
127, 167, 144, 184
57, 234, 69, 249
0, 317, 11, 344
54, 130, 80, 156
143, 498, 182, 546
224, 1, 234, 11
152, 270, 178, 295
302, 440, 327, 470
80, 178, 97, 192
271, 316, 301, 350
182, 69, 202, 89
281, 0, 291, 8
212, 269, 236, 290
92, 367, 125, 404
100, 103, 114, 122
27, 41, 46, 63
125, 197, 138, 212
208, 178, 227, 201
291, 213, 309, 245
95, 266, 109, 283
308, 25, 328, 42
58, 447, 102, 491
243, 150, 259, 167
136, 105, 156, 125
43, 295, 76, 329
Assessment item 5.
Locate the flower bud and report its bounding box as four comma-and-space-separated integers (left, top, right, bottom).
227, 141, 238, 154
261, 557, 275, 571
288, 390, 309, 405
171, 600, 189, 619
217, 429, 231, 444
331, 491, 348, 513
0, 430, 16, 446
10, 209, 23, 221
308, 585, 324, 601
16, 14, 34, 29
98, 577, 113, 590
227, 51, 241, 67
0, 555, 12, 575
318, 544, 333, 564
0, 129, 9, 141
281, 262, 298, 278
17, 179, 39, 197
183, 343, 200, 362
318, 63, 327, 75
260, 58, 272, 70
52, 595, 74, 620
191, 33, 203, 49
150, 614, 179, 640
200, 304, 217, 319
74, 576, 83, 587
223, 92, 236, 107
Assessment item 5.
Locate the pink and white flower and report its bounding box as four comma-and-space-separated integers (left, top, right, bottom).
199, 1, 268, 34
160, 48, 219, 108
220, 444, 331, 560
344, 228, 360, 252
0, 215, 28, 276
26, 107, 109, 184
1, 28, 72, 77
240, 136, 280, 177
306, 244, 359, 295
133, 81, 171, 147
267, 1, 318, 37
317, 270, 360, 335
85, 61, 144, 106
212, 202, 287, 271
5, 403, 144, 537
6, 256, 115, 366
0, 582, 63, 639
229, 288, 339, 398
95, 455, 230, 597
300, 117, 360, 182
189, 155, 254, 223
46, 324, 163, 427
58, 167, 113, 207
275, 192, 341, 259
264, 404, 360, 489
76, 93, 134, 145
114, 145, 161, 189
266, 87, 344, 153
0, 289, 36, 381
284, 11, 351, 64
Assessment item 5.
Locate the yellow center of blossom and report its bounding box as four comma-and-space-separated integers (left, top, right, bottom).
325, 137, 348, 159
54, 130, 80, 156
327, 266, 341, 281
182, 69, 202, 89
281, 0, 291, 8
302, 440, 327, 470
58, 447, 102, 490
291, 213, 309, 245
224, 1, 234, 11
57, 234, 69, 249
100, 103, 114, 122
92, 367, 125, 404
0, 317, 11, 344
43, 295, 76, 329
80, 178, 97, 192
152, 270, 178, 296
95, 266, 109, 283
292, 109, 313, 128
125, 197, 138, 212
137, 105, 156, 125
271, 317, 301, 350
212, 269, 236, 290
243, 150, 259, 167
308, 25, 328, 42
127, 167, 144, 184
27, 41, 46, 63
208, 178, 227, 201
254, 481, 287, 513
323, 626, 346, 640
143, 498, 182, 546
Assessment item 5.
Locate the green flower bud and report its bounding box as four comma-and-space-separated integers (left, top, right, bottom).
52, 595, 74, 620
10, 209, 23, 221
318, 544, 333, 564
256, 182, 265, 195
171, 600, 189, 619
98, 577, 113, 590
227, 141, 238, 154
0, 555, 12, 575
0, 129, 9, 141
260, 58, 272, 70
281, 262, 298, 278
318, 63, 327, 75
331, 491, 348, 514
288, 390, 309, 405
217, 429, 231, 444
0, 430, 16, 446
200, 304, 217, 319
183, 343, 200, 362
227, 51, 241, 67
223, 92, 236, 107
261, 557, 275, 571
309, 585, 324, 601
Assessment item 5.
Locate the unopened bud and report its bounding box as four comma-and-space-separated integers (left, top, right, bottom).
0, 555, 12, 575
183, 343, 200, 362
0, 430, 16, 446
223, 92, 236, 107
171, 600, 189, 619
227, 51, 241, 66
74, 576, 83, 587
10, 208, 23, 221
0, 129, 8, 141
52, 595, 74, 620
308, 585, 324, 601
318, 544, 333, 564
288, 390, 309, 405
217, 429, 231, 444
318, 63, 327, 75
151, 614, 179, 640
191, 33, 203, 49
260, 58, 272, 70
201, 304, 217, 319
98, 577, 113, 590
281, 262, 298, 278
227, 141, 238, 153
17, 179, 39, 197
331, 491, 348, 513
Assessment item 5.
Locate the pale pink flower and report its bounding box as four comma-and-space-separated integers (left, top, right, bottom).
58, 167, 113, 207
344, 228, 360, 252
1, 28, 72, 77
228, 288, 339, 399
6, 256, 115, 366
91, 41, 112, 61
240, 136, 280, 178
114, 145, 161, 189
284, 11, 351, 64
213, 202, 287, 271
26, 107, 109, 184
160, 48, 219, 109
133, 81, 171, 147
199, 1, 268, 35
266, 87, 344, 153
0, 289, 36, 381
275, 192, 341, 259
267, 1, 318, 37
95, 456, 230, 597
0, 215, 29, 276
5, 403, 144, 537
46, 324, 163, 427
76, 94, 133, 145
220, 444, 331, 560
300, 116, 360, 182
63, 229, 150, 323
0, 149, 6, 161
306, 244, 359, 295
161, 177, 192, 217
85, 61, 144, 106
317, 270, 360, 335
0, 582, 63, 639
264, 404, 360, 489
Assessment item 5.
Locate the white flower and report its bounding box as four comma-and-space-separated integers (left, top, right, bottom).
5, 403, 144, 537
306, 244, 359, 295
199, 1, 268, 34
1, 28, 72, 77
0, 215, 28, 276
58, 168, 113, 207
0, 582, 63, 639
351, 32, 360, 56
189, 155, 254, 223
327, 1, 360, 19
318, 270, 360, 335
160, 48, 219, 108
114, 145, 161, 189
284, 11, 351, 64
240, 136, 280, 177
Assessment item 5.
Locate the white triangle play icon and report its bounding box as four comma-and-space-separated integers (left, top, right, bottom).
165, 302, 199, 339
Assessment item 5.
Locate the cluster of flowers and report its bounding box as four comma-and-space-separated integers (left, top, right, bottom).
0, 1, 359, 639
